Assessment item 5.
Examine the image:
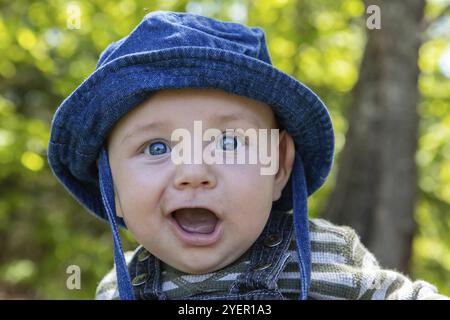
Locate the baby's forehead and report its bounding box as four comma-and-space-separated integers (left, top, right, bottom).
108, 100, 278, 148
160, 107, 274, 127
117, 88, 278, 131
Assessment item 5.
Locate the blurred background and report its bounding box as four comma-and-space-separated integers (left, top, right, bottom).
0, 0, 449, 299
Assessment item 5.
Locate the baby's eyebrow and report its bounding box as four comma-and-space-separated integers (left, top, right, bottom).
121, 112, 261, 144
213, 112, 261, 128
121, 121, 167, 144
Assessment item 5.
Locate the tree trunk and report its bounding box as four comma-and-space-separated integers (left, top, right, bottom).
323, 0, 425, 272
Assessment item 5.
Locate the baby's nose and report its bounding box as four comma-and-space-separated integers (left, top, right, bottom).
173, 164, 217, 190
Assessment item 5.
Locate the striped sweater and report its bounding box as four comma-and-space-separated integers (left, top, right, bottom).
95, 218, 447, 300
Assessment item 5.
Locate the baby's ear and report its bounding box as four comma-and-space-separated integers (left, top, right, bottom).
273, 130, 295, 201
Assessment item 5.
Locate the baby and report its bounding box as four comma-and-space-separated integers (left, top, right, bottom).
47, 11, 447, 300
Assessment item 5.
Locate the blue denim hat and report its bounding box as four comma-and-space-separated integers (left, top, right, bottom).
48, 11, 334, 300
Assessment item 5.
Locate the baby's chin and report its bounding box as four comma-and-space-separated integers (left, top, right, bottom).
161, 249, 243, 275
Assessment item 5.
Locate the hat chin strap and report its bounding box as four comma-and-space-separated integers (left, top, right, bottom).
292, 153, 312, 300
98, 147, 311, 300
98, 147, 135, 300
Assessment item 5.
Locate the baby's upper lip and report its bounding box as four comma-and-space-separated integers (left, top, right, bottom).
165, 204, 221, 219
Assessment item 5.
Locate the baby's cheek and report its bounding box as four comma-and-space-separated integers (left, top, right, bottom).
121, 162, 169, 201
231, 165, 274, 201
125, 210, 166, 249
230, 174, 272, 227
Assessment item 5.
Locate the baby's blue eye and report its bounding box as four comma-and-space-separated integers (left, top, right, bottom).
144, 141, 170, 156
218, 134, 242, 151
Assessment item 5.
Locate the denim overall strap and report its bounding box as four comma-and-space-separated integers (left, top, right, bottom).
227, 209, 293, 299
128, 247, 166, 300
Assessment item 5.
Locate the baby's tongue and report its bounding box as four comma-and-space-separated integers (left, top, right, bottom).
173, 208, 218, 234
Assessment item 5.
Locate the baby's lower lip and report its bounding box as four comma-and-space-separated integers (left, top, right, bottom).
169, 216, 223, 246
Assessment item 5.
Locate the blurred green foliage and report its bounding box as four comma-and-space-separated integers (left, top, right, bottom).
0, 0, 448, 298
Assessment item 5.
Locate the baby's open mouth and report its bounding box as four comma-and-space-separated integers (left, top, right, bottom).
172, 208, 218, 234
169, 207, 223, 246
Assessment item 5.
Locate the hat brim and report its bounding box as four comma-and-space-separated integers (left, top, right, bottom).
48, 47, 334, 222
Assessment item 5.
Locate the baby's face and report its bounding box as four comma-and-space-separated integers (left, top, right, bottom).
106, 88, 294, 274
